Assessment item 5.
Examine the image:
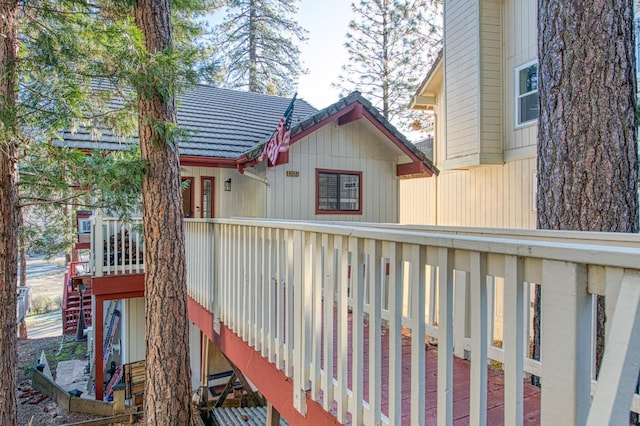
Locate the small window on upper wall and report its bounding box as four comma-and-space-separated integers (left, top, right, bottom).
515, 61, 538, 126
316, 169, 362, 214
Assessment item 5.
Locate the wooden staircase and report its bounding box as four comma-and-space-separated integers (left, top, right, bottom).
62, 263, 93, 334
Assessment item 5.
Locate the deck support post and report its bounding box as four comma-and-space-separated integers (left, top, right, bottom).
266, 401, 281, 426
292, 230, 307, 416
587, 273, 640, 425
453, 270, 470, 359
540, 260, 591, 426
437, 248, 454, 426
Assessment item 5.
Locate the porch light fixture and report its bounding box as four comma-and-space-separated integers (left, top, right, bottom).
224, 178, 232, 192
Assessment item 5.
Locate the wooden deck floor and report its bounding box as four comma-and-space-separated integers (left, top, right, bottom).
324, 313, 541, 425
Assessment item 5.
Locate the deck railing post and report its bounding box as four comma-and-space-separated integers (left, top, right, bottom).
540, 260, 591, 426
504, 255, 524, 426
292, 229, 307, 416
454, 270, 470, 359
469, 252, 488, 425
587, 272, 640, 425
213, 222, 220, 333
409, 244, 427, 426
384, 241, 403, 425
368, 239, 382, 425
437, 248, 454, 426
350, 237, 365, 425
93, 211, 104, 277
321, 234, 335, 412
336, 235, 349, 422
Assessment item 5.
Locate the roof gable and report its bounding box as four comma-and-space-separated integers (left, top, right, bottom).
245, 91, 438, 177
58, 85, 437, 177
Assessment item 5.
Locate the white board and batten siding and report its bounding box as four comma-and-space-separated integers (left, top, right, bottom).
480, 0, 503, 161
504, 0, 538, 157
400, 158, 537, 229
444, 0, 505, 167
180, 165, 267, 219
266, 121, 401, 223
444, 0, 479, 162
121, 298, 145, 364
401, 0, 538, 229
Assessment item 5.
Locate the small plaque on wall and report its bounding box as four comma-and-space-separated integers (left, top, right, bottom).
286, 171, 300, 177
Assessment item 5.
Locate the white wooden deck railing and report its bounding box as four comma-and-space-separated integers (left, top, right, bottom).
184, 219, 215, 312
17, 286, 32, 323
91, 216, 640, 425
211, 218, 640, 426
91, 214, 144, 277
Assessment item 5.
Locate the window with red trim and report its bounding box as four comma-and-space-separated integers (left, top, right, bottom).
316, 170, 361, 213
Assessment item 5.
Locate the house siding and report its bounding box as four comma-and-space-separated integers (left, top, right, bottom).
266, 122, 400, 222
480, 0, 503, 156
400, 157, 536, 229
181, 165, 267, 219
444, 0, 508, 166
122, 298, 145, 364
504, 0, 537, 153
444, 0, 480, 160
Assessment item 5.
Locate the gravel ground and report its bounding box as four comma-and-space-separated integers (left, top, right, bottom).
17, 334, 106, 425
17, 256, 126, 425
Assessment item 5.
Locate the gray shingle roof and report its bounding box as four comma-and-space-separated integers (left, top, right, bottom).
58, 85, 437, 175
59, 85, 317, 159
414, 137, 434, 161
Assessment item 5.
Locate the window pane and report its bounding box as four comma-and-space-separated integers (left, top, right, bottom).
339, 174, 360, 211
203, 178, 212, 218
519, 92, 538, 123
181, 179, 192, 218
519, 64, 537, 94
318, 173, 338, 211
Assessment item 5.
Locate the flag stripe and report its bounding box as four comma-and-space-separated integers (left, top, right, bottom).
262, 94, 297, 166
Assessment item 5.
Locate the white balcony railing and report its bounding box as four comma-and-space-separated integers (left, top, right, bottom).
17, 286, 32, 323
184, 219, 215, 313
210, 218, 640, 426
94, 216, 640, 425
91, 215, 144, 277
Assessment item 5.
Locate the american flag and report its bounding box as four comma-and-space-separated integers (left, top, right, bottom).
262, 93, 296, 166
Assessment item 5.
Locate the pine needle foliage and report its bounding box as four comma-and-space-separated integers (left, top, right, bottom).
335, 0, 442, 130
212, 0, 308, 96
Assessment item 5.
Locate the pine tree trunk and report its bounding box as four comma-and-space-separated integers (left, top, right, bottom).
536, 0, 638, 374
134, 1, 193, 424
248, 0, 258, 92
0, 1, 20, 424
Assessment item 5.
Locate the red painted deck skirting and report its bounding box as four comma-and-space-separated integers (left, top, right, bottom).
187, 296, 214, 342
187, 299, 338, 425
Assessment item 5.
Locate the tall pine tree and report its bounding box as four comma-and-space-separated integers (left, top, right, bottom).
0, 2, 212, 421
213, 0, 307, 96
335, 0, 441, 129
0, 4, 149, 419
132, 0, 195, 421
0, 2, 20, 423
535, 0, 638, 387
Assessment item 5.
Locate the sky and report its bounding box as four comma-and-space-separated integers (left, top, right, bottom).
295, 0, 353, 109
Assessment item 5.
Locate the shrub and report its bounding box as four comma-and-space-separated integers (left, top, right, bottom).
29, 295, 61, 315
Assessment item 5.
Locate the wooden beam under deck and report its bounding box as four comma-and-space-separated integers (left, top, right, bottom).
188, 298, 541, 425
187, 298, 339, 426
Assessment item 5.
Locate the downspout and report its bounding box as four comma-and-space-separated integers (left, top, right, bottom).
433, 111, 439, 225
241, 170, 269, 186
